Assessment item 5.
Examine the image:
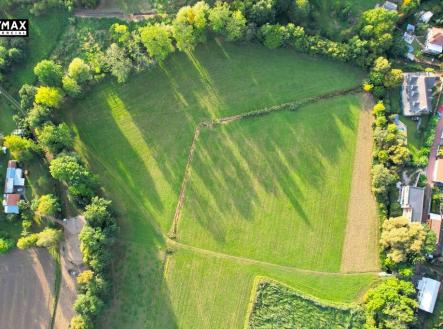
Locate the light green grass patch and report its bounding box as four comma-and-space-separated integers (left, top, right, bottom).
178, 94, 362, 271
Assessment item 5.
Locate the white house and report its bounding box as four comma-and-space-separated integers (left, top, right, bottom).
417, 277, 441, 313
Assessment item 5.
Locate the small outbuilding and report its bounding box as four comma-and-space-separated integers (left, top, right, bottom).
417, 277, 441, 313
382, 1, 398, 11
400, 186, 425, 222
420, 11, 434, 24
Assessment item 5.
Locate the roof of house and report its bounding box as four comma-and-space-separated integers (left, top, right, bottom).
433, 159, 443, 183
400, 186, 425, 222
402, 72, 437, 116
429, 28, 443, 46
382, 1, 397, 11
4, 162, 25, 194
425, 28, 443, 54
7, 160, 17, 168
420, 11, 434, 23
4, 193, 20, 206
417, 277, 441, 313
2, 193, 21, 214
428, 214, 442, 245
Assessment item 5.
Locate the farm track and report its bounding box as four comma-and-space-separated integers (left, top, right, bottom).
340, 94, 380, 273
169, 85, 362, 237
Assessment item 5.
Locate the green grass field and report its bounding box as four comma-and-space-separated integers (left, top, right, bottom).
101, 247, 375, 329
62, 39, 375, 328
178, 95, 361, 271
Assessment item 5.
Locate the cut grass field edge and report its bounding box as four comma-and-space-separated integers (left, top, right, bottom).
169, 85, 363, 237
168, 239, 380, 276
242, 276, 365, 329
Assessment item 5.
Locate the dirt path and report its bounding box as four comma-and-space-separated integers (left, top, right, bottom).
0, 248, 55, 329
340, 94, 380, 273
54, 216, 85, 329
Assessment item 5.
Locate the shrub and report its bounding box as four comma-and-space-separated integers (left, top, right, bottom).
3, 135, 37, 161
0, 236, 14, 254
33, 59, 63, 86
35, 86, 64, 108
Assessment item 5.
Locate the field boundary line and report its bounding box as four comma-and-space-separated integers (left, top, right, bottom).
168, 86, 362, 237
169, 239, 379, 276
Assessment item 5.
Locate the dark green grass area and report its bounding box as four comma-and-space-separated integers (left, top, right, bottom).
0, 102, 16, 135
0, 7, 69, 94
248, 280, 365, 329
179, 94, 361, 271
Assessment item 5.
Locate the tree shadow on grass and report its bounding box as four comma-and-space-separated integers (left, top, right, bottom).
179, 95, 360, 256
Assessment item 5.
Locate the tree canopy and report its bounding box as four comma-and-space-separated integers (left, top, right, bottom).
364, 278, 417, 329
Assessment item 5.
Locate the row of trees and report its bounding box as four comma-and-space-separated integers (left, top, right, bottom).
71, 197, 117, 328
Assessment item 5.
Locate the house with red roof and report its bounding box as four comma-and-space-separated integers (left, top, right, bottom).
424, 27, 443, 55
2, 160, 25, 214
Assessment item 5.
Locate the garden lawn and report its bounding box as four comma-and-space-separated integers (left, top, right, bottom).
400, 115, 423, 159
178, 94, 362, 271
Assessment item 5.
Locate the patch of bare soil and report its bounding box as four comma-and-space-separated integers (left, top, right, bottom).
0, 248, 55, 329
340, 94, 380, 273
54, 216, 86, 329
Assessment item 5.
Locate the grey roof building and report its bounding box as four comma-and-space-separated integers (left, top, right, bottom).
400, 186, 425, 222
401, 73, 437, 117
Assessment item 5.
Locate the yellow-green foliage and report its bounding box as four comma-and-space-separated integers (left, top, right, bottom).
248, 281, 365, 328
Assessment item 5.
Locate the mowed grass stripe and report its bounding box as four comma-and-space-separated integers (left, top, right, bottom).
64, 39, 364, 239
178, 95, 362, 272
62, 40, 367, 328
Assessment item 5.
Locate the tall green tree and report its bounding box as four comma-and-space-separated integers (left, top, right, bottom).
172, 1, 210, 52
35, 86, 64, 108
381, 216, 436, 265
36, 122, 73, 155
364, 278, 417, 329
34, 59, 63, 86
4, 135, 36, 161
139, 24, 174, 62
68, 58, 92, 84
